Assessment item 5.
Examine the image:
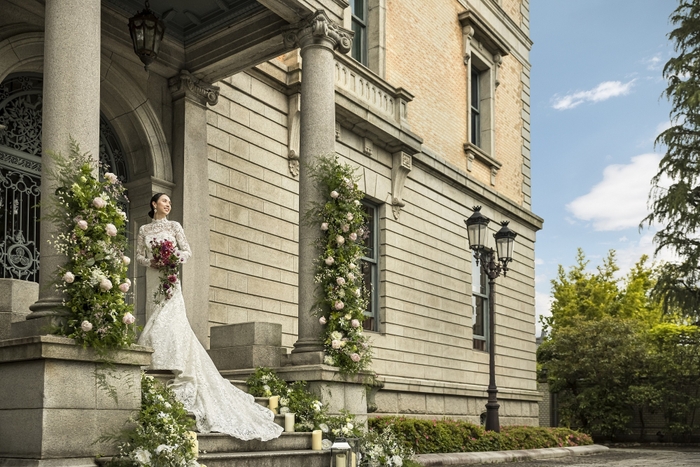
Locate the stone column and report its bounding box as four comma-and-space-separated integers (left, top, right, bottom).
24, 0, 101, 325
283, 11, 353, 365
168, 71, 219, 348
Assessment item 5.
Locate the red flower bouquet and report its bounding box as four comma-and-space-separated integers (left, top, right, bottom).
150, 238, 181, 304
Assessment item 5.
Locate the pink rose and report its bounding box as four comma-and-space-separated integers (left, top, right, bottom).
319, 316, 327, 325
332, 339, 342, 349
321, 222, 329, 231
119, 282, 130, 293
81, 321, 93, 332
92, 197, 106, 209
122, 256, 131, 266
336, 235, 345, 245
122, 312, 136, 325
77, 220, 88, 230
330, 191, 339, 199
104, 172, 118, 184
105, 223, 117, 237
351, 353, 361, 362
351, 319, 360, 328
99, 278, 113, 291
346, 213, 354, 221
349, 232, 358, 241
63, 271, 75, 283
168, 274, 178, 284
336, 277, 346, 286
325, 257, 335, 266
334, 301, 344, 310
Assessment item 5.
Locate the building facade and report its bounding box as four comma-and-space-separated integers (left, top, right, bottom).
0, 0, 542, 438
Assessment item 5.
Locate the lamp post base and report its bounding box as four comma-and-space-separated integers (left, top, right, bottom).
485, 387, 500, 432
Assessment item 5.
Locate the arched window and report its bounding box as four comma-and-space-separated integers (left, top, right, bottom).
0, 73, 129, 282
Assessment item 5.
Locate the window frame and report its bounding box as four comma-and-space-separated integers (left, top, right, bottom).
361, 200, 379, 331
472, 252, 489, 351
470, 65, 481, 148
350, 0, 369, 66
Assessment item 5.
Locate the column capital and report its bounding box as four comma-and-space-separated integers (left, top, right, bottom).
168, 70, 220, 106
283, 10, 354, 53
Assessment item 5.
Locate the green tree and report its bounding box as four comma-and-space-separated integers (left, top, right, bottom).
644, 0, 700, 316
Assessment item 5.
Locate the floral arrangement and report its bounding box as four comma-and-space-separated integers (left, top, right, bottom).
107, 374, 200, 467
245, 367, 288, 399
149, 238, 181, 304
309, 155, 372, 374
360, 424, 413, 467
47, 141, 137, 351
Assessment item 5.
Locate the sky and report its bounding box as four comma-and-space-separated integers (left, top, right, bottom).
529, 0, 679, 335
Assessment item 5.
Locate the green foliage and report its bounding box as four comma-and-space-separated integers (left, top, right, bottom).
106, 374, 198, 467
245, 367, 288, 398
360, 424, 415, 467
309, 155, 372, 374
47, 140, 137, 351
368, 417, 592, 454
643, 0, 700, 316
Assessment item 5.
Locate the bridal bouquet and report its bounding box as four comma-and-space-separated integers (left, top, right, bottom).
150, 238, 181, 304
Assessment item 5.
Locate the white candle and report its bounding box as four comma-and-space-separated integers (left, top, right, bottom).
186, 431, 198, 458
311, 430, 322, 450
284, 413, 295, 432
268, 395, 279, 414
336, 453, 347, 467
351, 451, 357, 467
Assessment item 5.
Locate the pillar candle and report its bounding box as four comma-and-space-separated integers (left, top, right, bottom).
268, 395, 280, 414
336, 453, 347, 467
284, 413, 295, 432
186, 431, 198, 458
311, 429, 322, 450
351, 451, 357, 467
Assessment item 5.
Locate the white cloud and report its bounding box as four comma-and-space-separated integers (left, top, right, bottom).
552, 80, 636, 110
615, 230, 678, 275
535, 290, 553, 337
567, 153, 661, 231
644, 53, 664, 71
535, 258, 544, 266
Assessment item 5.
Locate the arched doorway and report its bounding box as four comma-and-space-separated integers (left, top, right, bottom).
0, 73, 129, 282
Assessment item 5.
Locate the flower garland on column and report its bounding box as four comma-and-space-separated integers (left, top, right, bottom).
310, 155, 372, 374
47, 140, 137, 351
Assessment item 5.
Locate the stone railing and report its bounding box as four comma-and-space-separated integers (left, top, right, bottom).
334, 53, 414, 128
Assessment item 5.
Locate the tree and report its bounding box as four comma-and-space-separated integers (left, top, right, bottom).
644, 0, 700, 317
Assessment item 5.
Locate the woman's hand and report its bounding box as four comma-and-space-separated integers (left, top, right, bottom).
150, 258, 160, 269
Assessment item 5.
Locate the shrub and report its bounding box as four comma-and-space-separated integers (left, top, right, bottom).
369, 417, 593, 454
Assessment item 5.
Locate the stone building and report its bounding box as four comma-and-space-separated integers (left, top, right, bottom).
0, 0, 542, 464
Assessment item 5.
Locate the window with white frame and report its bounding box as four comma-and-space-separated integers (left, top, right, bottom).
472, 252, 489, 351
361, 201, 378, 331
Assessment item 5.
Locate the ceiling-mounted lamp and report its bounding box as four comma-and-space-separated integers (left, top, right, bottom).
128, 0, 165, 71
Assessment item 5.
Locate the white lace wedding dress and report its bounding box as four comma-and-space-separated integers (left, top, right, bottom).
136, 218, 283, 441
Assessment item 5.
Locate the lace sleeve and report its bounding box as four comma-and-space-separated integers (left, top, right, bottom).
172, 221, 192, 263
136, 225, 150, 267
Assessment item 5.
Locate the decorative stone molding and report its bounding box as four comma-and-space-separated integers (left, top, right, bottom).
462, 24, 475, 65
464, 142, 501, 187
335, 122, 342, 140
287, 92, 301, 177
363, 137, 373, 157
283, 10, 353, 53
494, 53, 503, 88
168, 70, 220, 106
459, 10, 511, 59
391, 151, 413, 220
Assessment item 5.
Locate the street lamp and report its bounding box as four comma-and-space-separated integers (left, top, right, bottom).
465, 206, 517, 432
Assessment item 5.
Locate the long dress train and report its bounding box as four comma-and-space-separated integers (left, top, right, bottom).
136, 218, 283, 441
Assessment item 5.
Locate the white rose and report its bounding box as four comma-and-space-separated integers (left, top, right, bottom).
104, 172, 118, 184
105, 223, 117, 237
63, 271, 75, 283
122, 256, 131, 266
99, 278, 113, 291
92, 197, 106, 209
81, 321, 93, 332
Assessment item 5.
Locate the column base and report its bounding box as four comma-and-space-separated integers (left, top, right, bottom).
0, 458, 97, 467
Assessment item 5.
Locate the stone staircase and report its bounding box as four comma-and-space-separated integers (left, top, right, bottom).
98, 370, 332, 467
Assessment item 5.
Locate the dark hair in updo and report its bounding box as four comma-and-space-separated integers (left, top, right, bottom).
148, 193, 167, 219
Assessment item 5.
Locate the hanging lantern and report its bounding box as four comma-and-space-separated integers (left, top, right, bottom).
128, 1, 165, 70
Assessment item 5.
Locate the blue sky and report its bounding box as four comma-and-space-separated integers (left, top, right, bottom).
529, 0, 678, 334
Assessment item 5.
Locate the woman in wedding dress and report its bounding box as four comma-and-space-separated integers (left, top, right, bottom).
136, 193, 283, 441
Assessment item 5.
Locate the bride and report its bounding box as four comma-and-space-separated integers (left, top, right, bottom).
136, 193, 283, 441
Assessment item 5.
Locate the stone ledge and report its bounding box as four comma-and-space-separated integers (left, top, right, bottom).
221, 364, 376, 386
0, 335, 152, 366
415, 444, 609, 465
381, 375, 542, 402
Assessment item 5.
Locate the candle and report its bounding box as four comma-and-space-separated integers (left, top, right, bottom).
284, 413, 295, 432
268, 395, 280, 414
186, 431, 198, 458
311, 430, 322, 450
351, 451, 357, 467
336, 453, 347, 467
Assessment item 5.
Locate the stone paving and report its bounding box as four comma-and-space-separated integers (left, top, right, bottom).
489, 446, 700, 467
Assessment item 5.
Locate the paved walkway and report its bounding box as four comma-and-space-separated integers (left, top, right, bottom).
415, 445, 700, 466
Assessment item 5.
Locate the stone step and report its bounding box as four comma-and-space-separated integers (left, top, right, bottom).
198, 449, 330, 467
198, 432, 311, 453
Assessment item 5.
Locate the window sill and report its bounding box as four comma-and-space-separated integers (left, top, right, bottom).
464, 142, 501, 186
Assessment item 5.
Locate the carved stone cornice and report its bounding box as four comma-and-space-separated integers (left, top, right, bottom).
283, 10, 353, 53
168, 70, 220, 106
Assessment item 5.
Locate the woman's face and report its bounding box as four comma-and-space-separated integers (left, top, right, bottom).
152, 195, 171, 218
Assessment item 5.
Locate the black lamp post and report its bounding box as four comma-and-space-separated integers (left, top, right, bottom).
128, 1, 165, 71
465, 206, 517, 432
